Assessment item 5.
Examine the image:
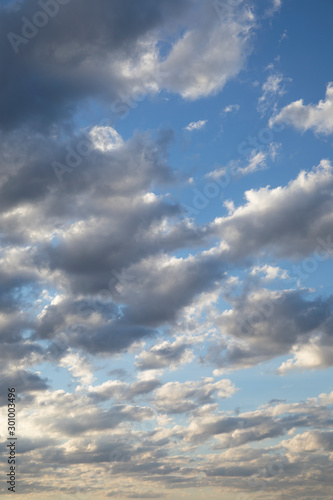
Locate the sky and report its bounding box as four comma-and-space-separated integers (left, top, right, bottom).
0, 0, 333, 498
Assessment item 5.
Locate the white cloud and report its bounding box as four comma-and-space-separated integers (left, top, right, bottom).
223, 104, 240, 114
212, 159, 333, 259
154, 378, 237, 413
280, 430, 333, 453
185, 119, 207, 132
206, 143, 279, 179
89, 126, 124, 152
270, 82, 333, 134
258, 73, 291, 116
250, 264, 289, 281
278, 335, 333, 374
160, 3, 255, 99
59, 350, 95, 386
237, 144, 279, 175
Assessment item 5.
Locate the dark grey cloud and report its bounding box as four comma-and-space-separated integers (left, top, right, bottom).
1, 0, 191, 130
207, 287, 333, 370
0, 368, 49, 406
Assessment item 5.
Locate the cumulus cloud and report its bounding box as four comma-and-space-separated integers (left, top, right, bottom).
212, 159, 333, 260
270, 82, 333, 134
278, 335, 333, 374
207, 287, 333, 370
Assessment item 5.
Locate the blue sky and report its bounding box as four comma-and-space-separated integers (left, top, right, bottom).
1, 0, 333, 499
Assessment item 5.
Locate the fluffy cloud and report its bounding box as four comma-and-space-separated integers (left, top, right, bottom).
160, 2, 255, 99
270, 82, 333, 134
154, 378, 237, 413
278, 335, 333, 374
212, 159, 333, 260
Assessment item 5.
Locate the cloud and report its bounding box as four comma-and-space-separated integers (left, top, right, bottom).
160, 2, 255, 100
264, 0, 283, 17
86, 378, 161, 403
236, 143, 279, 175
250, 264, 289, 281
183, 390, 333, 446
223, 104, 240, 114
278, 335, 333, 374
206, 143, 279, 180
270, 82, 333, 134
1, 0, 256, 131
154, 378, 237, 413
207, 287, 333, 370
1, 0, 189, 130
280, 430, 333, 453
89, 126, 124, 152
212, 159, 333, 260
136, 339, 194, 371
258, 72, 291, 116
59, 350, 95, 386
0, 369, 49, 406
185, 120, 207, 131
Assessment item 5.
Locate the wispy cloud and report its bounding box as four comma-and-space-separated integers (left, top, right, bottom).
185, 119, 207, 131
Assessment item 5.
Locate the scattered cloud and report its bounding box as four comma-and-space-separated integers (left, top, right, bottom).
258, 72, 291, 116
270, 82, 333, 135
185, 119, 207, 132
223, 104, 240, 114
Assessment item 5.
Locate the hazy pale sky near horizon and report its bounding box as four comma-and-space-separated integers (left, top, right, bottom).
1, 0, 333, 498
